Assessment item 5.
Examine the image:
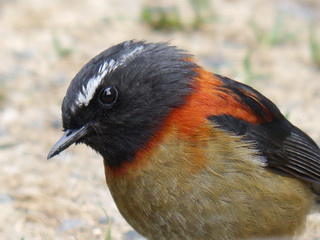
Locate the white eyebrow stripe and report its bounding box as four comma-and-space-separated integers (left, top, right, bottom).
75, 60, 113, 108
73, 45, 144, 111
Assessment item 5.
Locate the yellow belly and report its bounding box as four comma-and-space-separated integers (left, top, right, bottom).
105, 128, 312, 240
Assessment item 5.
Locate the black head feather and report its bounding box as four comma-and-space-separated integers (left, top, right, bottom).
61, 40, 198, 168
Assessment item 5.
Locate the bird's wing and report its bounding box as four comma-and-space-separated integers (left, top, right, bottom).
208, 74, 320, 184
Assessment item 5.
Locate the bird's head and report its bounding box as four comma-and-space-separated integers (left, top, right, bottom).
48, 40, 198, 169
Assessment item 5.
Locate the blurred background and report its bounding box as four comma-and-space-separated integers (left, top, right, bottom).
0, 0, 319, 239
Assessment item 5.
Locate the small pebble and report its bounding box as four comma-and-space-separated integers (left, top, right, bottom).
98, 216, 108, 224
92, 227, 102, 235
59, 218, 87, 232
98, 215, 114, 224
0, 193, 13, 204
123, 230, 146, 240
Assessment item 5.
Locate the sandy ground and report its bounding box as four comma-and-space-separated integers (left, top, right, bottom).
0, 0, 320, 239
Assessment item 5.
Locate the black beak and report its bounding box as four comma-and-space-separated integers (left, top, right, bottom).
47, 124, 90, 159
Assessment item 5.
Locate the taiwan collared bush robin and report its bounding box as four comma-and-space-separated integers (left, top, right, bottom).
48, 40, 320, 240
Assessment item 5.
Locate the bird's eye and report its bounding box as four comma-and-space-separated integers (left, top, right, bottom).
99, 86, 118, 106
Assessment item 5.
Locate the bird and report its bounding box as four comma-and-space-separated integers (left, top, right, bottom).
48, 40, 320, 240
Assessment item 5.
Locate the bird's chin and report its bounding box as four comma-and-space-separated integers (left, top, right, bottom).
82, 138, 108, 158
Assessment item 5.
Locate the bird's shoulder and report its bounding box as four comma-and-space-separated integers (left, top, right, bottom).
206, 74, 320, 187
